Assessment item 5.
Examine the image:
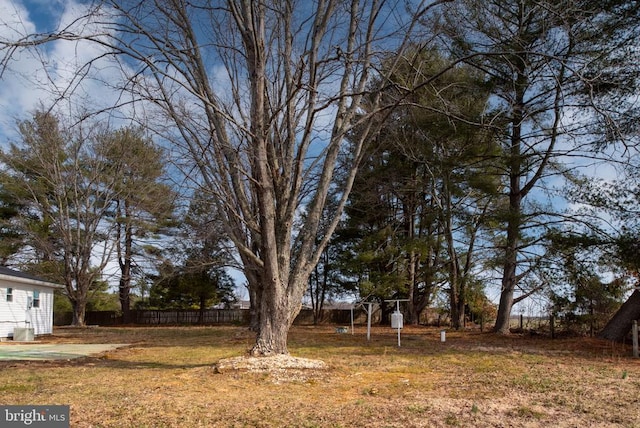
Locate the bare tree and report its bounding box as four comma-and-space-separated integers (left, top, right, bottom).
0, 1, 452, 355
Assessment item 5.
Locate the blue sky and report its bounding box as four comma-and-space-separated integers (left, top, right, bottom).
0, 0, 128, 140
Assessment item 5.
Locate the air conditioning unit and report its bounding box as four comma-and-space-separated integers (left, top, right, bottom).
13, 327, 34, 341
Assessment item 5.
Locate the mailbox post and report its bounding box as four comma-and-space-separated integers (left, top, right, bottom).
388, 299, 409, 347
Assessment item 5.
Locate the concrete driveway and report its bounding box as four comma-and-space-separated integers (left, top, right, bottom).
0, 343, 128, 361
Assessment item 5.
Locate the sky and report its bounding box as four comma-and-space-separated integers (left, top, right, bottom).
0, 0, 53, 138
0, 0, 133, 140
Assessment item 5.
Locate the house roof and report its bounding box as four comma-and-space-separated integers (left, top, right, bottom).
0, 266, 63, 289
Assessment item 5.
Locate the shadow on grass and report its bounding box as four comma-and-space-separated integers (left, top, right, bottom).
0, 352, 228, 371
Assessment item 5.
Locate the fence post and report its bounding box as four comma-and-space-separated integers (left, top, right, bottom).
520, 314, 523, 330
633, 320, 638, 358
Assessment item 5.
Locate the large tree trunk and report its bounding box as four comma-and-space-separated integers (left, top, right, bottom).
119, 278, 131, 324
494, 278, 515, 334
493, 198, 521, 334
66, 268, 88, 327
597, 290, 640, 342
71, 299, 87, 327
250, 278, 292, 356
450, 287, 465, 330
494, 62, 526, 334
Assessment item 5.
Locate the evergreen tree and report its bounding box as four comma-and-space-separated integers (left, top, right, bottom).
341, 47, 498, 327
99, 126, 177, 323
0, 182, 28, 264
0, 110, 122, 325
437, 0, 640, 333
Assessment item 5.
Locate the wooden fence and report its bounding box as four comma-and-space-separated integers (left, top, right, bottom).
54, 309, 249, 326
53, 307, 374, 327
52, 306, 459, 327
133, 309, 249, 325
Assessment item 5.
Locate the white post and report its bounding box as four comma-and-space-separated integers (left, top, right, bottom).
396, 300, 401, 347
366, 303, 372, 341
633, 320, 638, 358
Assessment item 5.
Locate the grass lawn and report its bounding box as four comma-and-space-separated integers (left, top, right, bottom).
1, 325, 639, 427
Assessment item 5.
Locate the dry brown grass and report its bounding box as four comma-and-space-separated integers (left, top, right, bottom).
1, 325, 639, 427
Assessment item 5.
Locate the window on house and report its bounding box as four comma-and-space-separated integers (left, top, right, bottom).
33, 290, 40, 308
6, 288, 12, 302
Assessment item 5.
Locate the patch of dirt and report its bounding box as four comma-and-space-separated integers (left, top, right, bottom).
214, 354, 328, 383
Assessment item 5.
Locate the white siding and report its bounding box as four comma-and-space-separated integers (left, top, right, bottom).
0, 282, 56, 338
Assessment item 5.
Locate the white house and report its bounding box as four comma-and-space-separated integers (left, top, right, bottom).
0, 266, 62, 339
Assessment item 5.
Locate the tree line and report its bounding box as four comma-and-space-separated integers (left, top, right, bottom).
0, 0, 639, 354
0, 113, 237, 324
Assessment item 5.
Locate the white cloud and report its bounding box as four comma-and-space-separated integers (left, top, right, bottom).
0, 1, 46, 136
0, 0, 132, 140
0, 0, 36, 36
